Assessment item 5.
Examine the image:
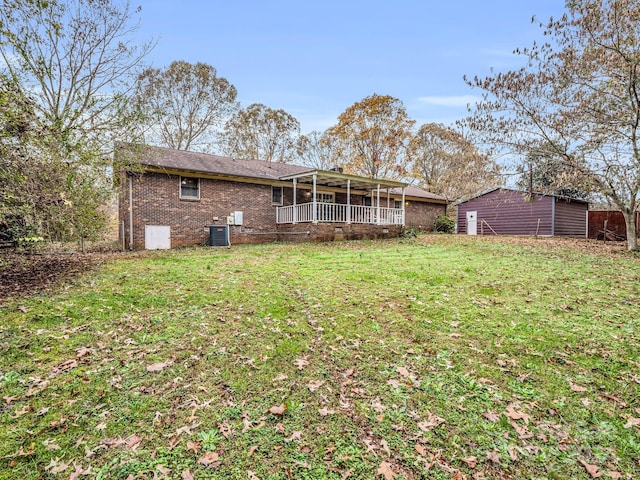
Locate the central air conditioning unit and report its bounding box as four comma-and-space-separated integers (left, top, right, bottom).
209, 225, 230, 247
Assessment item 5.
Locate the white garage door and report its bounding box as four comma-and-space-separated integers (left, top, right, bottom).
145, 225, 171, 250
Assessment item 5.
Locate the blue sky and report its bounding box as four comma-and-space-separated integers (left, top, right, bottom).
136, 1, 567, 135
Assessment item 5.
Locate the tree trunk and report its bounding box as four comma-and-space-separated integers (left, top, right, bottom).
622, 210, 638, 250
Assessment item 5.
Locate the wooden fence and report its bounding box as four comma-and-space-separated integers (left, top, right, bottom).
587, 211, 640, 240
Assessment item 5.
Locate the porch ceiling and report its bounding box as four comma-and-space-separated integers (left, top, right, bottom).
279, 169, 406, 192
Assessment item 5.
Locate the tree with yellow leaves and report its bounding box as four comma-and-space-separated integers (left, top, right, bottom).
327, 94, 414, 180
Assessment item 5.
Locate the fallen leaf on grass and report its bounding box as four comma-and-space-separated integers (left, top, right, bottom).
505, 404, 530, 424
268, 404, 286, 415
50, 417, 66, 428
146, 361, 173, 372
380, 439, 391, 456
387, 379, 401, 388
198, 451, 220, 466
486, 451, 500, 464
51, 359, 78, 375
181, 469, 194, 480
318, 407, 336, 416
45, 457, 70, 474
285, 431, 302, 442
294, 358, 309, 370
186, 441, 200, 453
43, 439, 60, 451
124, 434, 143, 450
76, 347, 91, 358
396, 366, 411, 378
68, 463, 91, 479
578, 459, 603, 478
570, 383, 588, 392
623, 417, 640, 429
460, 457, 477, 468
11, 405, 31, 418
377, 461, 395, 480
218, 421, 232, 438
69, 465, 91, 480
307, 380, 324, 392
482, 411, 499, 422
248, 471, 261, 480
417, 412, 445, 431
415, 444, 427, 456
607, 471, 622, 479
247, 445, 258, 456
156, 465, 171, 476
371, 398, 387, 413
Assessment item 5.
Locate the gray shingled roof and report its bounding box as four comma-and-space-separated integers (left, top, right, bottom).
390, 185, 447, 201
135, 145, 311, 181
129, 145, 446, 202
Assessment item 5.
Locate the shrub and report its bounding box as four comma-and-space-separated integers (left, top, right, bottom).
403, 228, 419, 238
434, 215, 455, 233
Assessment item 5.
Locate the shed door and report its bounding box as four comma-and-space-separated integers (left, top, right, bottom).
145, 225, 171, 250
466, 211, 478, 235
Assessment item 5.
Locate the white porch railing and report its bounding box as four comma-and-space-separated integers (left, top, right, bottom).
276, 202, 403, 225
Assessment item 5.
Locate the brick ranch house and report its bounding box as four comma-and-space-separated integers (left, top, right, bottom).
118, 145, 447, 249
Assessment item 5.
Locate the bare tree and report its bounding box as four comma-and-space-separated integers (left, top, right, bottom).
135, 61, 238, 151
220, 103, 300, 162
0, 0, 152, 149
327, 94, 414, 180
0, 0, 152, 241
411, 123, 502, 209
464, 0, 640, 249
296, 130, 340, 170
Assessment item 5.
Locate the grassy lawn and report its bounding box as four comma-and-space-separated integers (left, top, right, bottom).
1, 235, 639, 479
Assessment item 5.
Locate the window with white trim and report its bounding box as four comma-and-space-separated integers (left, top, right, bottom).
272, 186, 283, 205
394, 200, 402, 209
316, 192, 334, 203
180, 177, 200, 200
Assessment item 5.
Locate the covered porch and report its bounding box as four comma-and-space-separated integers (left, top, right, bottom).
276, 170, 406, 226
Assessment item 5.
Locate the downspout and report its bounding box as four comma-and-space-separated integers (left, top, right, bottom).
128, 175, 134, 250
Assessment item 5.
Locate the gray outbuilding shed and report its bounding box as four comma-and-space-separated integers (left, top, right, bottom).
456, 188, 588, 237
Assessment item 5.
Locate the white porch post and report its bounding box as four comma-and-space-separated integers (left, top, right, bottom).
376, 184, 381, 225
293, 178, 297, 224
386, 189, 390, 207
347, 179, 351, 224
401, 187, 406, 227
312, 174, 317, 224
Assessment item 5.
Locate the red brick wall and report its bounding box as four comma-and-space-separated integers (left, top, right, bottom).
119, 171, 447, 249
121, 172, 282, 249
404, 200, 446, 231
277, 223, 402, 242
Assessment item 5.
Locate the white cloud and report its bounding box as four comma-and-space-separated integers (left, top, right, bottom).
416, 95, 480, 108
